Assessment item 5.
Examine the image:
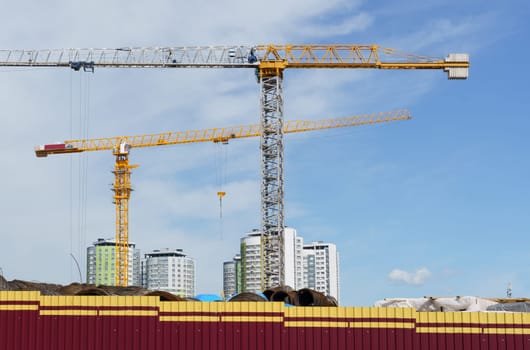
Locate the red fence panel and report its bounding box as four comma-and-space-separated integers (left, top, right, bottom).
1, 291, 530, 350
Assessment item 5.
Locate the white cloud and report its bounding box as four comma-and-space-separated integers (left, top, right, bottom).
294, 12, 375, 37
388, 267, 431, 285
381, 12, 501, 56
1, 0, 366, 47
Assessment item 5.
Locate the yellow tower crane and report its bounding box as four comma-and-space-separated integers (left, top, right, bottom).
6, 43, 468, 288
35, 110, 412, 286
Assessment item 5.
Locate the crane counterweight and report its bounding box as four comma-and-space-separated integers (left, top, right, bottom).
35, 143, 78, 157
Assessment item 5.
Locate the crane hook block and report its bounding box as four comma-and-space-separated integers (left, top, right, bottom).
69, 61, 95, 73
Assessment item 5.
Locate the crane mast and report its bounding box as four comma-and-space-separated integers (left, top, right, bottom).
111, 144, 137, 286
259, 66, 286, 288
18, 44, 468, 288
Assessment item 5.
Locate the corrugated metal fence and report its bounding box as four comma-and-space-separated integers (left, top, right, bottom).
1, 291, 529, 349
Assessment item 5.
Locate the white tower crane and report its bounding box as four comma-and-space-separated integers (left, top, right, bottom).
1, 44, 469, 288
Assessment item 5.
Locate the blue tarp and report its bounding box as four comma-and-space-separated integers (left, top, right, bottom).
195, 294, 223, 302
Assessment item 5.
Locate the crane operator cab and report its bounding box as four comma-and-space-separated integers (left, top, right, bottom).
117, 142, 131, 155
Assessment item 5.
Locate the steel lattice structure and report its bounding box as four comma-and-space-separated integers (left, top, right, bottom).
259, 73, 285, 289
20, 44, 468, 287
111, 147, 137, 286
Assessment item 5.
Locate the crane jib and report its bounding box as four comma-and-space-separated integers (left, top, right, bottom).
0, 45, 468, 78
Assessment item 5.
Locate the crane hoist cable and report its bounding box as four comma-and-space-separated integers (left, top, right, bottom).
68, 71, 93, 282
215, 140, 228, 239
79, 73, 91, 275
69, 69, 74, 281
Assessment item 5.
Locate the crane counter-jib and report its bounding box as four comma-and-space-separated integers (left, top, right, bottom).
34, 143, 80, 157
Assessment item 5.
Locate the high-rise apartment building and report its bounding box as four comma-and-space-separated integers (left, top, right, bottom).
238, 228, 304, 293
86, 238, 141, 286
222, 254, 241, 298
303, 241, 340, 301
239, 230, 261, 293
285, 228, 305, 290
226, 229, 340, 302
142, 248, 195, 298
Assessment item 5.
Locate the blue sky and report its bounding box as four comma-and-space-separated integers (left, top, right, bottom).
0, 0, 529, 306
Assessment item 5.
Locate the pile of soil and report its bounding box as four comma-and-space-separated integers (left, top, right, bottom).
1, 279, 337, 306
1, 278, 151, 297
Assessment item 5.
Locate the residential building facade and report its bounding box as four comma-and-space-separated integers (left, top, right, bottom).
86, 238, 141, 286
227, 229, 340, 302
222, 254, 242, 298
238, 227, 304, 294
303, 241, 340, 301
142, 248, 195, 298
239, 230, 262, 293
